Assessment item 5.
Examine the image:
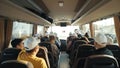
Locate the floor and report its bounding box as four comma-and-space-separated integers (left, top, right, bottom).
58, 52, 70, 68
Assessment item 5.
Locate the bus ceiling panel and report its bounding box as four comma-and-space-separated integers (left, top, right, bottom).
9, 0, 49, 14
74, 0, 87, 12
72, 0, 120, 26
0, 0, 51, 26
42, 0, 79, 25
72, 0, 110, 22
9, 0, 52, 23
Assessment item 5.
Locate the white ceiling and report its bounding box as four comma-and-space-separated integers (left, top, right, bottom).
0, 0, 120, 26
42, 0, 78, 23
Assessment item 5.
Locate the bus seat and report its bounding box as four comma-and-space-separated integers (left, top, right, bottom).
0, 60, 33, 68
84, 55, 119, 68
106, 45, 120, 50
0, 48, 21, 63
106, 45, 120, 66
70, 44, 95, 66
37, 46, 50, 68
38, 42, 55, 68
69, 40, 87, 64
73, 40, 87, 51
60, 39, 67, 51
39, 42, 52, 52
75, 44, 95, 59
72, 57, 86, 68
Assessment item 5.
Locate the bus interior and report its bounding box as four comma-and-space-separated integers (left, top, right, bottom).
0, 0, 120, 68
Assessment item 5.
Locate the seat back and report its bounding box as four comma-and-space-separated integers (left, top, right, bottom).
76, 44, 95, 59
106, 45, 120, 51
60, 39, 67, 51
84, 55, 119, 68
106, 45, 120, 66
0, 48, 21, 63
39, 42, 52, 52
0, 60, 33, 68
37, 46, 50, 68
39, 42, 55, 68
73, 40, 87, 51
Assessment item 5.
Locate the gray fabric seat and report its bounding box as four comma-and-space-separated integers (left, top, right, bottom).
0, 60, 34, 68
84, 55, 119, 68
0, 48, 21, 63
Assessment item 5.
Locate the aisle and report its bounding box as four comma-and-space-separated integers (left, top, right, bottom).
58, 52, 70, 68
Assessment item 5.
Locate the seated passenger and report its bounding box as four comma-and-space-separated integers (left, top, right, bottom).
49, 35, 59, 68
74, 29, 82, 38
17, 37, 47, 68
94, 33, 113, 56
11, 38, 24, 50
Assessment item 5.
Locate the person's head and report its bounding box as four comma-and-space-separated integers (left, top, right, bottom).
94, 33, 107, 49
49, 35, 56, 44
11, 38, 24, 49
74, 29, 79, 34
24, 37, 40, 55
84, 32, 89, 38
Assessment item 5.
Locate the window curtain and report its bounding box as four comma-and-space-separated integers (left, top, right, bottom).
3, 19, 13, 49
114, 16, 120, 46
0, 18, 5, 51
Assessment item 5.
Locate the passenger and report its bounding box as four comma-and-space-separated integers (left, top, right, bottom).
54, 33, 61, 49
17, 37, 47, 68
84, 32, 90, 38
74, 29, 82, 38
66, 33, 77, 53
11, 38, 24, 50
49, 35, 59, 68
94, 33, 113, 56
41, 33, 49, 42
80, 37, 90, 44
49, 35, 59, 55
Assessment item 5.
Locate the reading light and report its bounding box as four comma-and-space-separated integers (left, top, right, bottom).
58, 1, 64, 7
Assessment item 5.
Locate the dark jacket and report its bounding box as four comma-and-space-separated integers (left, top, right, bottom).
95, 47, 113, 56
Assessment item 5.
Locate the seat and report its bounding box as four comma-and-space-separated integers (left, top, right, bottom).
106, 45, 120, 66
0, 60, 34, 68
39, 42, 55, 68
69, 40, 87, 61
84, 55, 119, 68
75, 44, 95, 59
0, 48, 21, 63
73, 40, 87, 48
37, 46, 50, 68
72, 57, 86, 68
70, 44, 95, 67
39, 42, 52, 52
106, 45, 120, 57
60, 39, 67, 51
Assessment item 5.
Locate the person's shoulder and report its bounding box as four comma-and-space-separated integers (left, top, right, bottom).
34, 57, 45, 62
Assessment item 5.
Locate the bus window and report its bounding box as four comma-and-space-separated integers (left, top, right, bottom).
93, 17, 117, 44
81, 24, 90, 37
12, 21, 33, 39
37, 25, 44, 36
47, 26, 79, 40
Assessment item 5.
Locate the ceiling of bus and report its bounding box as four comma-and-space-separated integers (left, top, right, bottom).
0, 0, 120, 26
42, 0, 78, 24
72, 0, 120, 25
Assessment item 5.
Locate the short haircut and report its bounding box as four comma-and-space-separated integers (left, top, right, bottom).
11, 38, 23, 48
